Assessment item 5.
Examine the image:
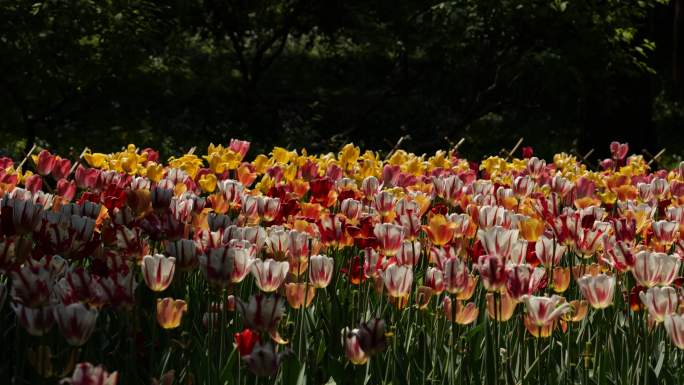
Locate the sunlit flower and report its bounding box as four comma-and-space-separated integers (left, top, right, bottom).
156, 298, 188, 329
577, 274, 615, 309
141, 254, 176, 292
640, 286, 678, 323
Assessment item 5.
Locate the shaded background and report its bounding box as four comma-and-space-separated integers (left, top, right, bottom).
1, 0, 683, 164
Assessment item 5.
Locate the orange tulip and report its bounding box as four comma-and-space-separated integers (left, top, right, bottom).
424, 214, 457, 246
284, 283, 315, 309
156, 298, 188, 329
552, 267, 571, 293
486, 292, 518, 322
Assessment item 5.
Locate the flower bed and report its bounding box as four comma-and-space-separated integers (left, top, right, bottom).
1, 141, 684, 384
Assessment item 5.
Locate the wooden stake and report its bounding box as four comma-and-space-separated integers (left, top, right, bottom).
67, 147, 91, 177
506, 137, 524, 160
16, 143, 37, 171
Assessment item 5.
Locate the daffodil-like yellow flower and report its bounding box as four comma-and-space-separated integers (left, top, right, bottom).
428, 150, 451, 170
168, 154, 203, 178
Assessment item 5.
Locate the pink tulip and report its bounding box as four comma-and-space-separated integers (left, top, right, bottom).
257, 197, 281, 222
476, 254, 507, 292
382, 264, 413, 298
478, 205, 506, 229
652, 220, 679, 245
361, 176, 380, 200
665, 314, 684, 349
576, 274, 615, 309
535, 235, 566, 267
309, 254, 334, 288
343, 328, 368, 365
236, 294, 286, 343
251, 259, 289, 292
340, 198, 363, 220
444, 258, 469, 295
477, 226, 519, 259
506, 264, 546, 300
397, 240, 421, 266
363, 248, 385, 279
640, 286, 678, 323
54, 302, 98, 346
61, 362, 119, 385
609, 141, 629, 160
229, 247, 255, 283
373, 223, 404, 256
425, 267, 445, 294
141, 254, 176, 292
521, 295, 571, 330
632, 251, 681, 287
11, 303, 54, 336
602, 236, 635, 272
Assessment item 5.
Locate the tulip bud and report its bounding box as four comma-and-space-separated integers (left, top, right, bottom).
234, 328, 259, 356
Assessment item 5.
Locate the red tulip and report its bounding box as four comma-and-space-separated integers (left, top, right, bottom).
234, 328, 259, 356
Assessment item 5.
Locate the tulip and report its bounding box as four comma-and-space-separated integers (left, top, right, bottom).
562, 300, 589, 322
251, 259, 289, 292
486, 292, 518, 321
513, 175, 536, 197
478, 205, 506, 229
535, 235, 566, 267
455, 275, 479, 301
342, 328, 368, 365
373, 190, 396, 214
309, 254, 334, 288
632, 251, 681, 287
10, 263, 53, 307
267, 226, 289, 259
382, 264, 413, 298
518, 217, 544, 242
506, 264, 546, 300
236, 294, 286, 343
444, 258, 469, 294
199, 247, 233, 287
54, 302, 98, 346
243, 341, 290, 377
416, 286, 433, 309
356, 318, 387, 355
602, 236, 635, 272
424, 214, 456, 246
478, 226, 519, 259
229, 247, 255, 283
521, 295, 571, 338
141, 254, 176, 292
33, 150, 57, 176
397, 240, 421, 266
288, 230, 310, 260
610, 141, 629, 160
639, 286, 678, 323
652, 220, 679, 246
443, 297, 479, 325
284, 283, 315, 309
12, 303, 54, 336
476, 254, 507, 292
156, 298, 188, 329
234, 328, 259, 356
165, 239, 199, 271
340, 198, 363, 221
373, 223, 404, 256
577, 274, 615, 309
447, 213, 471, 238
552, 267, 571, 293
664, 314, 684, 349
424, 267, 445, 295
61, 362, 119, 385
361, 176, 380, 200
257, 197, 281, 222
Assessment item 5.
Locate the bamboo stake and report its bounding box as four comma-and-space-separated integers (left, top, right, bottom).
67, 147, 90, 177
16, 144, 37, 171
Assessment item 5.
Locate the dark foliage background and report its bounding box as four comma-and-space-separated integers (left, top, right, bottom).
1, 0, 683, 163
